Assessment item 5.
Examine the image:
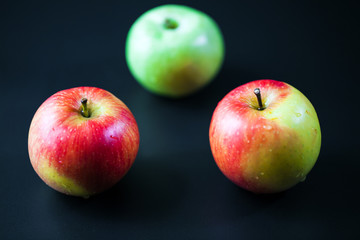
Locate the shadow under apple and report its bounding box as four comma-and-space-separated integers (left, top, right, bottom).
48, 155, 189, 222
214, 149, 360, 230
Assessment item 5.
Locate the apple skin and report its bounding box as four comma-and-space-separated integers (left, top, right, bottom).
209, 80, 321, 193
28, 87, 140, 198
126, 4, 225, 98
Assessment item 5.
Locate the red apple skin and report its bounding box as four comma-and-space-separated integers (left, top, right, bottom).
209, 80, 321, 193
28, 87, 140, 197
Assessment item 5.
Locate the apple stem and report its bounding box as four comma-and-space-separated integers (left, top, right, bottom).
164, 18, 178, 29
81, 98, 90, 118
254, 88, 265, 110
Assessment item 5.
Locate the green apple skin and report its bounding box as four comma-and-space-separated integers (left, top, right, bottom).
209, 80, 321, 193
126, 4, 225, 98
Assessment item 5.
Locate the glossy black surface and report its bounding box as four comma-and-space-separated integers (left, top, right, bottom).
1, 0, 358, 239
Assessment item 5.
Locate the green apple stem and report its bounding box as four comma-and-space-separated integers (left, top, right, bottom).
164, 18, 178, 29
254, 88, 265, 110
81, 98, 90, 118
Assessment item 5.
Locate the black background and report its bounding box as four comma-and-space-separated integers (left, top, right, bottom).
1, 0, 359, 239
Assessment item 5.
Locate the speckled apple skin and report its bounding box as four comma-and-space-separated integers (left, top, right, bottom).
28, 87, 139, 197
209, 80, 321, 193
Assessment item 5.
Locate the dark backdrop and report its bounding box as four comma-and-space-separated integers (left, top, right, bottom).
1, 0, 359, 239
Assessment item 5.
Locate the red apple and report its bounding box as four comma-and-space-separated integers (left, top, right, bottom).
28, 87, 140, 198
209, 80, 321, 193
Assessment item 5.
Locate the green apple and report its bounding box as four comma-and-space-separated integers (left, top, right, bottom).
126, 4, 225, 97
209, 80, 321, 193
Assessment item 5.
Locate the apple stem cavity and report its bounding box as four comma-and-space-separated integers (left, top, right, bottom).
254, 88, 265, 110
164, 18, 178, 30
81, 98, 90, 118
